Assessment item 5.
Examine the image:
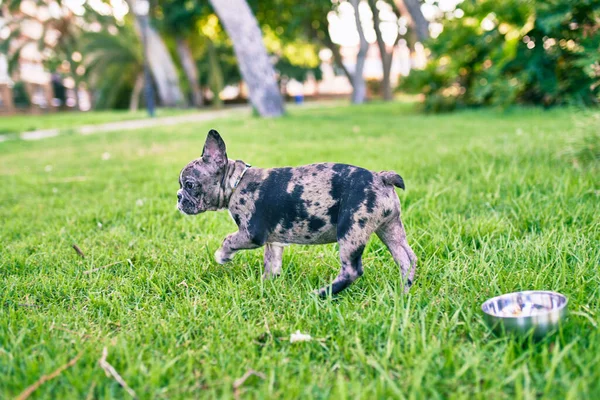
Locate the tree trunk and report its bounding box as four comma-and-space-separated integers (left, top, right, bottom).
368, 0, 395, 101
393, 0, 429, 42
208, 0, 284, 117
43, 82, 55, 111
0, 85, 15, 112
350, 0, 368, 104
127, 0, 184, 107
176, 36, 203, 108
322, 32, 354, 88
129, 72, 144, 111
73, 86, 81, 111
206, 39, 224, 108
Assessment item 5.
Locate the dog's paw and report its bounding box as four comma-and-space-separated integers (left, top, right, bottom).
262, 271, 281, 280
403, 278, 413, 294
214, 249, 231, 265
312, 288, 330, 298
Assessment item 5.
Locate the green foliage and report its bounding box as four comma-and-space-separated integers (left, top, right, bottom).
1, 103, 599, 398
366, 78, 383, 98
252, 0, 333, 44
196, 38, 240, 88
253, 0, 331, 81
81, 22, 143, 109
11, 81, 30, 108
153, 0, 209, 36
400, 0, 600, 111
275, 58, 322, 82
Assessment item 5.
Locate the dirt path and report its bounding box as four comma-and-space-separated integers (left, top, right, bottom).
2, 106, 251, 142
0, 101, 345, 143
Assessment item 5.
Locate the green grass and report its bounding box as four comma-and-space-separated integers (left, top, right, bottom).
1, 102, 599, 399
0, 108, 198, 135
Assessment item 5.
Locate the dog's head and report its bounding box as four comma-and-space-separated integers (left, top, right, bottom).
177, 129, 228, 215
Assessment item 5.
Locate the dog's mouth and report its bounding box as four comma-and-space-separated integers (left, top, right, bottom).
177, 202, 189, 215
177, 198, 204, 215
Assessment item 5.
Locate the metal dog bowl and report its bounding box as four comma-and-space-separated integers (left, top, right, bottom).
481, 291, 568, 339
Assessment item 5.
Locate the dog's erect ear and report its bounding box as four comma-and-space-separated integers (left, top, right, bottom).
202, 129, 227, 167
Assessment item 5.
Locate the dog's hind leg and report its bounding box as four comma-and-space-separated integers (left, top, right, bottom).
376, 218, 417, 292
316, 220, 372, 297
263, 243, 284, 279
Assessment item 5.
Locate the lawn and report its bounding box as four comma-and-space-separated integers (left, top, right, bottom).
1, 102, 599, 399
0, 108, 199, 135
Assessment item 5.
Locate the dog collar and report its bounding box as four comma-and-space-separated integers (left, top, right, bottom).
233, 163, 251, 189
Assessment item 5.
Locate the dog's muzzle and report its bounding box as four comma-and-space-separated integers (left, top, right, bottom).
177, 190, 202, 215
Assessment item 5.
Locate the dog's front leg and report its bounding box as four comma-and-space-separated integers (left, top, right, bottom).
214, 231, 260, 265
263, 243, 284, 279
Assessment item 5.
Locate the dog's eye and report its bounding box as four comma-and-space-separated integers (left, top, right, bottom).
185, 182, 193, 190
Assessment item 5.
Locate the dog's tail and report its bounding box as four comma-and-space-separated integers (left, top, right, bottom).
379, 171, 405, 190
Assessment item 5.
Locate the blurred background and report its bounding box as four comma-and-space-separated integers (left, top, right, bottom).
0, 0, 598, 117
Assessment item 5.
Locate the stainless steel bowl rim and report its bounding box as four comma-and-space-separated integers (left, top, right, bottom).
481, 290, 568, 320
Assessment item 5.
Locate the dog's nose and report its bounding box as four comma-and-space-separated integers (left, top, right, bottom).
177, 192, 182, 201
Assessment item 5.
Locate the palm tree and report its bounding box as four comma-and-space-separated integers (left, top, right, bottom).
154, 0, 206, 108
82, 23, 144, 110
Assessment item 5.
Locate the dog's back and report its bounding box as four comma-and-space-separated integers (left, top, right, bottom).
229, 163, 403, 246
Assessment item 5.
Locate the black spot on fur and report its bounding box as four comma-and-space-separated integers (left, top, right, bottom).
248, 168, 317, 245
305, 235, 311, 239
239, 198, 246, 205
366, 190, 377, 213
383, 209, 391, 218
241, 181, 260, 195
233, 213, 241, 226
315, 202, 320, 207
329, 164, 374, 239
312, 172, 317, 176
351, 245, 365, 265
358, 218, 367, 228
316, 164, 326, 171
308, 216, 326, 232
327, 204, 339, 225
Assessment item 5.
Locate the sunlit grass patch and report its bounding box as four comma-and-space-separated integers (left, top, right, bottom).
1, 102, 599, 399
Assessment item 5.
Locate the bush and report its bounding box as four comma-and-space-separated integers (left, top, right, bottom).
366, 78, 382, 99
563, 113, 600, 167
12, 81, 30, 108
400, 0, 600, 112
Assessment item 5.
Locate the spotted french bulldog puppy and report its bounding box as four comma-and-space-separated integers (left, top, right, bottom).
177, 129, 417, 296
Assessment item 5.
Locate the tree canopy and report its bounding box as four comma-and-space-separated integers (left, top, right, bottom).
400, 0, 600, 111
